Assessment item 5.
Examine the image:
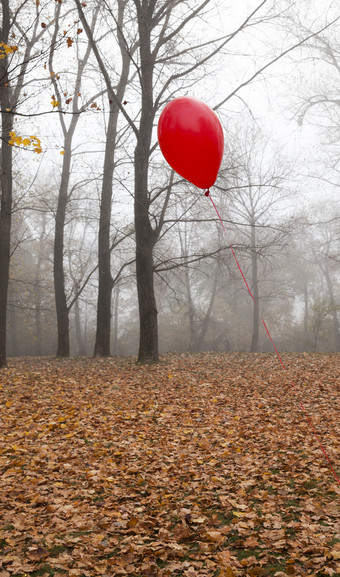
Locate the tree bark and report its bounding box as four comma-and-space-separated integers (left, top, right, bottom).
51, 1, 98, 357
74, 285, 86, 355
196, 263, 219, 350
250, 218, 259, 352
7, 300, 17, 356
54, 131, 74, 357
303, 281, 309, 349
0, 132, 12, 367
51, 3, 75, 358
180, 230, 196, 351
93, 104, 130, 358
0, 0, 13, 368
134, 2, 159, 363
112, 284, 120, 356
184, 263, 196, 352
93, 108, 116, 357
91, 0, 131, 357
34, 213, 46, 356
135, 139, 159, 362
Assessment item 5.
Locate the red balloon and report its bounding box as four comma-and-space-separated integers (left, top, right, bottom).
157, 97, 224, 189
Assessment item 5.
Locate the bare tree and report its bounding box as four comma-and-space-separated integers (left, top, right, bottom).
286, 207, 340, 353
49, 1, 104, 356
75, 0, 136, 358
319, 253, 340, 351
0, 0, 55, 367
313, 217, 340, 351
0, 0, 13, 367
217, 125, 294, 352
281, 2, 340, 142
130, 0, 281, 362
92, 1, 133, 358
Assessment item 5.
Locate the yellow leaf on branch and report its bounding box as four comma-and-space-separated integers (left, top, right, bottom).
8, 131, 23, 146
0, 42, 18, 58
8, 131, 43, 154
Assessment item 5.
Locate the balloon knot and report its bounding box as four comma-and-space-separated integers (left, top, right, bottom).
204, 189, 210, 197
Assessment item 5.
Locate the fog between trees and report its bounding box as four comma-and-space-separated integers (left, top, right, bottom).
1, 0, 340, 365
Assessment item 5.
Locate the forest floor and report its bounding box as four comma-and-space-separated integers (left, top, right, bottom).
0, 353, 339, 577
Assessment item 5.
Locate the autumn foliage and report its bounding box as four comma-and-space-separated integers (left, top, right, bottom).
0, 43, 18, 58
0, 353, 339, 577
8, 132, 42, 154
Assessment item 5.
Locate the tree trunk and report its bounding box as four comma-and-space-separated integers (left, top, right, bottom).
250, 219, 259, 352
92, 0, 130, 357
54, 133, 74, 357
134, 3, 159, 363
134, 134, 159, 361
303, 281, 309, 350
187, 279, 196, 351
8, 301, 17, 356
112, 284, 120, 356
197, 263, 219, 350
0, 0, 13, 368
0, 131, 12, 368
93, 108, 117, 357
135, 232, 159, 362
51, 2, 100, 357
183, 257, 196, 352
179, 228, 196, 351
34, 214, 46, 356
74, 287, 86, 355
134, 137, 158, 362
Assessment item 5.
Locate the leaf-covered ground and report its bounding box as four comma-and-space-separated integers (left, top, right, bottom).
0, 353, 339, 577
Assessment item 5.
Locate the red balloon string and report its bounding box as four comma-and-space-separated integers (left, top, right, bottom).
205, 189, 340, 489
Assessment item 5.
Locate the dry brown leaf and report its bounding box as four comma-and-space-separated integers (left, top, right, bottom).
1, 354, 339, 577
